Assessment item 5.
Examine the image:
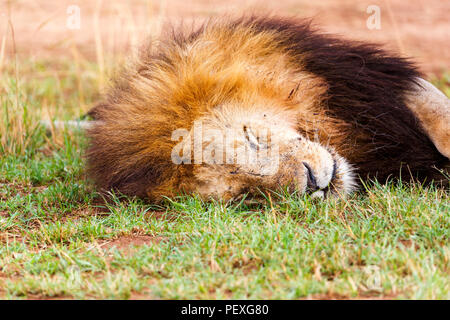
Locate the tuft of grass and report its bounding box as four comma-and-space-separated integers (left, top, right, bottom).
0, 57, 448, 299
431, 71, 450, 96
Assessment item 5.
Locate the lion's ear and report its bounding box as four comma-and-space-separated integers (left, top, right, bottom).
404, 78, 450, 159
146, 166, 192, 202
146, 182, 177, 203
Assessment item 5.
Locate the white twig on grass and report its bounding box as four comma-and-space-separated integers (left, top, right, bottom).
39, 120, 97, 130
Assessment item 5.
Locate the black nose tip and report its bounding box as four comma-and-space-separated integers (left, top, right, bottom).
303, 162, 319, 192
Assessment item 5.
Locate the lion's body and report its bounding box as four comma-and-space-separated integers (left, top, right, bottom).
87, 16, 449, 201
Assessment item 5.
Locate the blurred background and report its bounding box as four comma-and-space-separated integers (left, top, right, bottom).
1, 0, 449, 74
0, 0, 449, 138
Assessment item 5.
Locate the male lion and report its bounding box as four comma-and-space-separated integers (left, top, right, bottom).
86, 16, 449, 201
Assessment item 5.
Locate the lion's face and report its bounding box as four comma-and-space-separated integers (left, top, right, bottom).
172, 103, 356, 201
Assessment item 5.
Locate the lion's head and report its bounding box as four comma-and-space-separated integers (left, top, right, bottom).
169, 101, 356, 201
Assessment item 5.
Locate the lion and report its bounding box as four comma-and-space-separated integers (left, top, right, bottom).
86, 16, 449, 202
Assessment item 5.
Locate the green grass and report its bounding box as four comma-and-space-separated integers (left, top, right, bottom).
0, 60, 449, 299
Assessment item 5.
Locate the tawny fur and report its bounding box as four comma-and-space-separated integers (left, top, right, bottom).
87, 16, 449, 201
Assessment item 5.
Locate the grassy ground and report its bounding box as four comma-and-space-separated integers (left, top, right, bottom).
0, 59, 449, 300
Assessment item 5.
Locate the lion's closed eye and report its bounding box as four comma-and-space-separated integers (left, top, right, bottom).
243, 125, 268, 150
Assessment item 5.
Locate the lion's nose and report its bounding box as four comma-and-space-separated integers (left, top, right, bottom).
303, 162, 319, 192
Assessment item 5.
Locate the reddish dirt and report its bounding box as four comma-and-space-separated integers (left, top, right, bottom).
100, 234, 164, 254
1, 0, 449, 75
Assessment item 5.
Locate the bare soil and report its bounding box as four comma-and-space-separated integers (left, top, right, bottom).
100, 234, 164, 254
